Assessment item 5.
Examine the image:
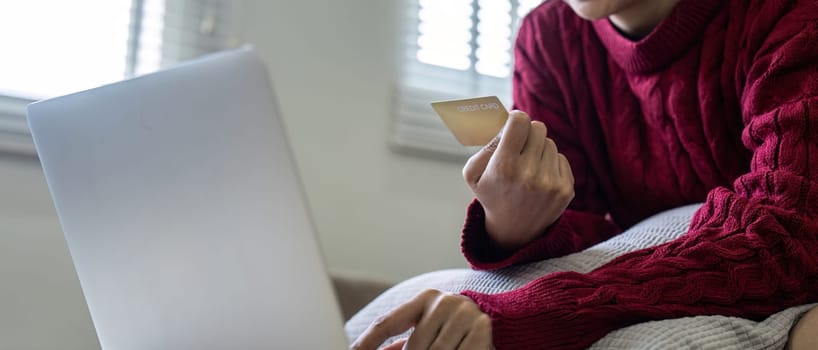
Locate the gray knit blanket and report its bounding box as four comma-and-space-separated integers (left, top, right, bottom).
345, 204, 817, 349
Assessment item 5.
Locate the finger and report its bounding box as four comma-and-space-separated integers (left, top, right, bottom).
521, 121, 546, 164
351, 296, 427, 350
404, 294, 465, 350
381, 338, 407, 350
463, 136, 500, 186
496, 111, 531, 157
456, 324, 493, 350
427, 304, 476, 350
558, 153, 574, 185
540, 138, 560, 174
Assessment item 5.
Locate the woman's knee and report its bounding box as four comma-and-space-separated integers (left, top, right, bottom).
787, 306, 818, 350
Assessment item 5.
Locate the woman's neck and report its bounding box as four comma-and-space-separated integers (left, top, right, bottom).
609, 0, 681, 39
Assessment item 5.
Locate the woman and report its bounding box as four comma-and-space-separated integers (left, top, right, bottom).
353, 0, 818, 348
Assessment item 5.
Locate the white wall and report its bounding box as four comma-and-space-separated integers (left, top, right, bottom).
0, 0, 475, 348
0, 152, 100, 350
239, 0, 474, 281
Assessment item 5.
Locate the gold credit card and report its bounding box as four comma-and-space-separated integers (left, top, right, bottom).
431, 96, 509, 146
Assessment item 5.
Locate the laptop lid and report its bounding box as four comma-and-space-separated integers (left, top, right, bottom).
26, 47, 347, 349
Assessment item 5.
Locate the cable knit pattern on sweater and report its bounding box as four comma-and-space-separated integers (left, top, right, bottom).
458, 0, 818, 348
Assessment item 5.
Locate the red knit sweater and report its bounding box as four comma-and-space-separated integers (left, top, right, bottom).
459, 0, 818, 348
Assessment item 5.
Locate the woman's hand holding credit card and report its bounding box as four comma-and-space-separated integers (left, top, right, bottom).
432, 97, 576, 253
350, 100, 579, 350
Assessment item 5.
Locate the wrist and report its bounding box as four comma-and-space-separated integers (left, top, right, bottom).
461, 272, 609, 349
484, 212, 543, 254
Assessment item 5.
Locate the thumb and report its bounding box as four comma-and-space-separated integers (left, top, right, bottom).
463, 135, 500, 187
381, 338, 407, 350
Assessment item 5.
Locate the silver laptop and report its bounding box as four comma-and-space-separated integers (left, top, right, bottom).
26, 47, 348, 349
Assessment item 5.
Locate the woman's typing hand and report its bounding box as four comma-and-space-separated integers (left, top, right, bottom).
351, 289, 492, 350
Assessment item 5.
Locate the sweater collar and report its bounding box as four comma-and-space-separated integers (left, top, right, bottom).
592, 0, 722, 74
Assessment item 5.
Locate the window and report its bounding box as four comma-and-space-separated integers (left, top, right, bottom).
0, 0, 240, 154
391, 0, 542, 160
417, 0, 541, 78
0, 0, 133, 99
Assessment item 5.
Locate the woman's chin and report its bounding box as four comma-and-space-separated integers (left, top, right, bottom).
564, 0, 616, 20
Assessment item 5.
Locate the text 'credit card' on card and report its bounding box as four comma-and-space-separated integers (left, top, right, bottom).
430, 96, 509, 146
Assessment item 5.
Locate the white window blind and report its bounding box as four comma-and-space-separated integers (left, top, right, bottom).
391, 0, 542, 160
0, 0, 242, 155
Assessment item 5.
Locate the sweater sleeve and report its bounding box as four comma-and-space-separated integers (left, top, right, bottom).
461, 13, 621, 270
461, 9, 818, 350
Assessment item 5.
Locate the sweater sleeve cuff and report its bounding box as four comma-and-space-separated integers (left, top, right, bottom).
461, 199, 604, 270
461, 272, 613, 349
